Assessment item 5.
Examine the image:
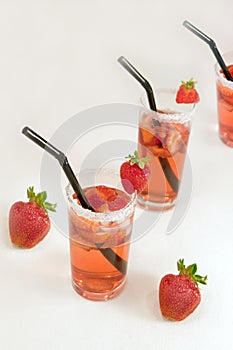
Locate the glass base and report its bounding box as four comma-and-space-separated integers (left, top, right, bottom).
137, 195, 176, 211
72, 278, 126, 301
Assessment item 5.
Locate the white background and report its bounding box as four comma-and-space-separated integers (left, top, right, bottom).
1, 0, 233, 349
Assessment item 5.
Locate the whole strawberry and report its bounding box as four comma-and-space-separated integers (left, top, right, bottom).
159, 259, 207, 321
9, 186, 57, 248
120, 150, 151, 194
176, 78, 200, 104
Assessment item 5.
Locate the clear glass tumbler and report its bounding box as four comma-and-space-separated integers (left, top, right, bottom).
215, 51, 233, 147
66, 169, 136, 301
137, 89, 196, 210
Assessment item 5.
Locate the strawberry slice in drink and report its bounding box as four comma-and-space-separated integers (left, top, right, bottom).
84, 187, 108, 212
164, 131, 183, 156
217, 82, 233, 107
152, 135, 163, 147
96, 185, 130, 211
75, 186, 131, 213
105, 227, 129, 247
108, 192, 130, 211
149, 146, 170, 158
139, 127, 154, 146
173, 123, 190, 145
96, 185, 117, 201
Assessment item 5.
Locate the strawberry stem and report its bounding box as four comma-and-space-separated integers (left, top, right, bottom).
181, 78, 197, 89
125, 150, 150, 169
177, 258, 207, 286
27, 186, 57, 213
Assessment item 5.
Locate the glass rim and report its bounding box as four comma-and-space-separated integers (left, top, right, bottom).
215, 51, 233, 89
65, 174, 137, 223
140, 88, 196, 123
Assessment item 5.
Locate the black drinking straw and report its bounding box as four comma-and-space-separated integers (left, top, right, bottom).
22, 126, 127, 275
118, 56, 157, 112
117, 56, 179, 194
183, 20, 233, 82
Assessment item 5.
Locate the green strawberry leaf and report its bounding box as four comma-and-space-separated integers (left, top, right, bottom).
27, 186, 57, 213
195, 274, 208, 285
177, 258, 207, 287
182, 78, 197, 89
125, 150, 150, 169
138, 160, 144, 169
189, 263, 197, 275
40, 191, 47, 202
44, 202, 57, 212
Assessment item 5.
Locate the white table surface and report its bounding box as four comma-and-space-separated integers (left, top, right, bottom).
1, 1, 233, 349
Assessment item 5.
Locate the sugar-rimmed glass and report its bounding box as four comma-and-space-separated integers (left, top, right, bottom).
137, 88, 196, 210
66, 169, 136, 301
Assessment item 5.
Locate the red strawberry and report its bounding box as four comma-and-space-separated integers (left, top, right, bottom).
9, 186, 57, 248
176, 78, 200, 104
120, 150, 151, 194
159, 259, 207, 321
96, 185, 117, 201
108, 194, 129, 211
84, 187, 108, 212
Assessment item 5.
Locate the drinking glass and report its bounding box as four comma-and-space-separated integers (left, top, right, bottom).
137, 89, 196, 210
215, 51, 233, 147
66, 169, 136, 301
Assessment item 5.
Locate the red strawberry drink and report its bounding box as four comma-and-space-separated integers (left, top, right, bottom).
215, 51, 233, 147
66, 171, 136, 301
138, 89, 196, 210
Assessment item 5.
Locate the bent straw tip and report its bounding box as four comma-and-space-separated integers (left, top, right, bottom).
117, 55, 126, 63
182, 20, 190, 27
22, 126, 30, 135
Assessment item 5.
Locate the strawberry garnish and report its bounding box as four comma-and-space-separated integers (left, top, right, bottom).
9, 186, 57, 248
159, 259, 207, 321
176, 78, 200, 104
120, 150, 151, 194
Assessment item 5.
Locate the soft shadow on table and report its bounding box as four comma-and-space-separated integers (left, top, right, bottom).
117, 270, 163, 322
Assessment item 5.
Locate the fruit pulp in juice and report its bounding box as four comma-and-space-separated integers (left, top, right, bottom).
69, 185, 134, 299
138, 112, 190, 207
217, 64, 233, 147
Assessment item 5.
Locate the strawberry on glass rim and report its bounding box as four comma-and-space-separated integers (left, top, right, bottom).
176, 78, 200, 104
120, 150, 151, 195
9, 186, 57, 248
